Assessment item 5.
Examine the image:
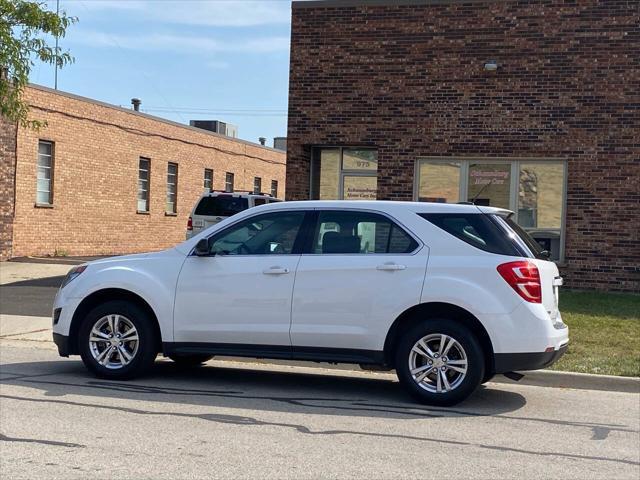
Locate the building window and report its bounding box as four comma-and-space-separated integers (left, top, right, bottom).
166, 162, 178, 214
415, 158, 567, 261
204, 169, 213, 190
310, 148, 378, 200
36, 140, 54, 205
253, 177, 262, 194
225, 172, 234, 192
137, 157, 150, 212
271, 180, 278, 198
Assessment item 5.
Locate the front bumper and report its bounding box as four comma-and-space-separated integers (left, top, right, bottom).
494, 343, 568, 373
53, 333, 71, 357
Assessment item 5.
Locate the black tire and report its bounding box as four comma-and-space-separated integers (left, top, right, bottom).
481, 373, 495, 384
78, 300, 158, 380
395, 319, 484, 406
169, 354, 214, 367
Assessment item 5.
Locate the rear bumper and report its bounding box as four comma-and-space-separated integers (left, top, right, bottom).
53, 333, 70, 357
494, 344, 568, 373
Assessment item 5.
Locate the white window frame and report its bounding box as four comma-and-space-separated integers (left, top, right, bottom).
166, 162, 178, 214
204, 168, 213, 190
225, 172, 234, 193
137, 157, 150, 213
414, 157, 568, 263
36, 140, 54, 205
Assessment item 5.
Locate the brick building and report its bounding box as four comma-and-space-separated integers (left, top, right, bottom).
286, 0, 639, 292
1, 84, 285, 259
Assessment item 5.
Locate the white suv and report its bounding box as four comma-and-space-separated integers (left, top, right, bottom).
52, 201, 568, 405
186, 190, 281, 239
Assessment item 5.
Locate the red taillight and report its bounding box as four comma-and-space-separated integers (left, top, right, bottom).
187, 216, 193, 231
497, 261, 542, 303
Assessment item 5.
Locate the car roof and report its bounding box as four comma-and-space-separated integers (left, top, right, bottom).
257, 200, 512, 215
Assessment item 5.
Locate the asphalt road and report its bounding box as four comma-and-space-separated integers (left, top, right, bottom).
1, 344, 639, 479
0, 275, 63, 317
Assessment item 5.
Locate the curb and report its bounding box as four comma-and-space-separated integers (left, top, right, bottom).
491, 369, 640, 393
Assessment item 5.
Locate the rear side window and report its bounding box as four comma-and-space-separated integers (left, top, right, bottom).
419, 213, 535, 258
195, 196, 249, 217
313, 210, 418, 254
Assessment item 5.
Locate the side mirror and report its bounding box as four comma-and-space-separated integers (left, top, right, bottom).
194, 238, 210, 257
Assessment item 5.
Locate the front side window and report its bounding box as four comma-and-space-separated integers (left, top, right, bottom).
225, 172, 234, 192
37, 140, 54, 205
166, 163, 178, 213
137, 157, 150, 212
204, 169, 213, 190
312, 210, 417, 254
208, 211, 305, 256
253, 177, 262, 194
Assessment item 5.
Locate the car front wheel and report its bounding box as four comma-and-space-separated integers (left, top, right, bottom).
395, 319, 484, 406
78, 300, 158, 379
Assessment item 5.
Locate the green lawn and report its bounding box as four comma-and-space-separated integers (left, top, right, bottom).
551, 290, 640, 377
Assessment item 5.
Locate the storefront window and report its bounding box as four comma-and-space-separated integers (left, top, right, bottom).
311, 148, 377, 200
415, 158, 566, 261
417, 162, 460, 203
342, 149, 378, 171
518, 162, 565, 261
467, 163, 511, 209
343, 175, 377, 200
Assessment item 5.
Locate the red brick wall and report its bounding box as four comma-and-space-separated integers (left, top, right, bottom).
10, 85, 286, 258
0, 115, 17, 260
287, 0, 639, 292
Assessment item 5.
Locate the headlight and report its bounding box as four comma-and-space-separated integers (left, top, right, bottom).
60, 264, 88, 289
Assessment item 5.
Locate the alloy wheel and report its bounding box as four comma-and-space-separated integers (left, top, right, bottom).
408, 333, 468, 394
88, 314, 139, 370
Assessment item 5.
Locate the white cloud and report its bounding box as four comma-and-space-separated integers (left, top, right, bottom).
72, 29, 289, 53
73, 0, 291, 27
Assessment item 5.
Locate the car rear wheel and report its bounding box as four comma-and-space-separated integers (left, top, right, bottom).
78, 300, 158, 379
395, 319, 484, 406
168, 354, 214, 367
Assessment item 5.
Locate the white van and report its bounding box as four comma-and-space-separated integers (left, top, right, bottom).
186, 191, 281, 239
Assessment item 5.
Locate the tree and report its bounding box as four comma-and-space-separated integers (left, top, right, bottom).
0, 0, 76, 128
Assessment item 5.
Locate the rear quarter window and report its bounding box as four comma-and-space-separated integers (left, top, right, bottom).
419, 213, 533, 257
195, 196, 249, 216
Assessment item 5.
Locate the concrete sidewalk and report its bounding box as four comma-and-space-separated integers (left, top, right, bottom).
0, 261, 71, 285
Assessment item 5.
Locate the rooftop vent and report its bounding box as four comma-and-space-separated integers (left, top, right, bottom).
131, 98, 141, 111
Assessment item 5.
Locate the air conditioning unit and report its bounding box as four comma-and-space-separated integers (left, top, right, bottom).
189, 120, 238, 138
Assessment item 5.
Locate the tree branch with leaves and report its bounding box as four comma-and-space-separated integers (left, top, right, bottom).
1, 0, 77, 128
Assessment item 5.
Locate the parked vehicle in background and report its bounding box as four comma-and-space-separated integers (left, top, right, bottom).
52, 201, 568, 406
186, 190, 282, 239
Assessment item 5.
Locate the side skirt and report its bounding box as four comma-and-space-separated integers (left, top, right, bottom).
163, 342, 386, 366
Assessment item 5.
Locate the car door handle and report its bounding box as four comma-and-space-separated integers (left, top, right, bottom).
376, 263, 407, 271
263, 267, 290, 275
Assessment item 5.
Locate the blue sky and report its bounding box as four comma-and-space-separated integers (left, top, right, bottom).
34, 0, 293, 145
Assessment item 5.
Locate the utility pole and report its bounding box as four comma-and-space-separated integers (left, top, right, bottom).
54, 0, 59, 89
